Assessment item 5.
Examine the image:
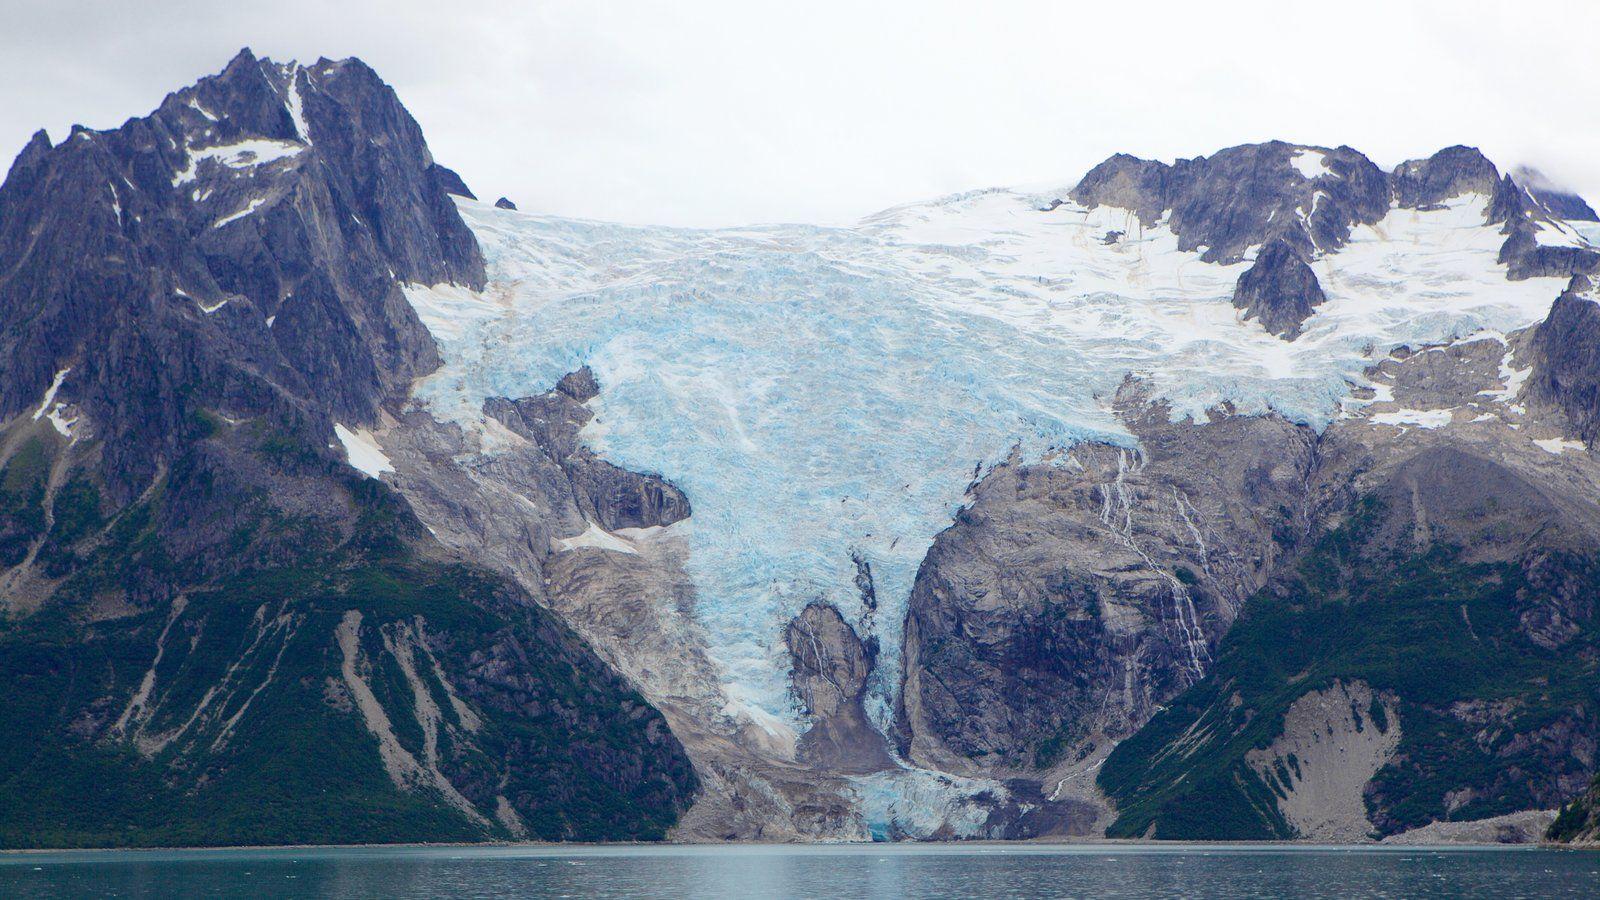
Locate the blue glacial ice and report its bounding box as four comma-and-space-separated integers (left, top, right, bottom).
408, 189, 1570, 733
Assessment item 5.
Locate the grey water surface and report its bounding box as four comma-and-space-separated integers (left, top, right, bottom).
2, 843, 1598, 899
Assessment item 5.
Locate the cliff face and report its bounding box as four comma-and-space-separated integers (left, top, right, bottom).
0, 51, 695, 848
1231, 237, 1327, 339
0, 50, 485, 500
1091, 327, 1600, 841
1069, 140, 1389, 265
1526, 277, 1600, 445
893, 312, 1600, 842
894, 386, 1315, 802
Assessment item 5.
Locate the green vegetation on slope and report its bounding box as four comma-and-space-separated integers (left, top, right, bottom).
1099, 496, 1600, 840
0, 428, 696, 848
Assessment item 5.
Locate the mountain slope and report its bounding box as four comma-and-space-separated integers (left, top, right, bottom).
1094, 321, 1600, 840
0, 50, 695, 847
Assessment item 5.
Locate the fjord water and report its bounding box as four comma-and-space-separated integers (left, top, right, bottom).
3, 845, 1596, 898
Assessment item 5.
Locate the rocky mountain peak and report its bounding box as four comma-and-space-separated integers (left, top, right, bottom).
0, 49, 485, 497
1513, 166, 1599, 222
1232, 236, 1327, 339
0, 51, 698, 847
1389, 145, 1503, 210
1069, 140, 1389, 264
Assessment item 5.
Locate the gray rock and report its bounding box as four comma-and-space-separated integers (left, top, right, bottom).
896, 383, 1315, 780
785, 602, 895, 774
1389, 145, 1504, 211
483, 376, 690, 532
1069, 141, 1389, 263
0, 50, 696, 846
1232, 237, 1327, 339
1513, 166, 1598, 221
1526, 276, 1600, 445
429, 163, 476, 199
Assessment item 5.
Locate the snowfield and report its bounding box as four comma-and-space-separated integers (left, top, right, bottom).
406, 190, 1573, 733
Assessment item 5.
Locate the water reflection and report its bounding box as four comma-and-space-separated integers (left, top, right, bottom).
2, 843, 1597, 899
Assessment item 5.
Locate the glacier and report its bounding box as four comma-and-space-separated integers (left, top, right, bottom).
406, 188, 1572, 736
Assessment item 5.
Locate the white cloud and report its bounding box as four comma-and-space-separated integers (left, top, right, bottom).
3, 0, 1599, 226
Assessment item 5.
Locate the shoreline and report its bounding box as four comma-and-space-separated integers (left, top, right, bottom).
3, 838, 1592, 856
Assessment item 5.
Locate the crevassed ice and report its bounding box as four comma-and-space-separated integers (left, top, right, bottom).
409, 190, 1569, 732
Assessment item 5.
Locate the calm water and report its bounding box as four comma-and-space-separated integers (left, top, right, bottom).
1, 843, 1597, 899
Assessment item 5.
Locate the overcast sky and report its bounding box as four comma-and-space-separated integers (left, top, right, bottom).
4, 0, 1599, 227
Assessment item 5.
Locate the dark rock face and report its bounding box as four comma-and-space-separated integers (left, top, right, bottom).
483, 369, 691, 532
429, 163, 477, 200
895, 386, 1316, 778
1514, 167, 1599, 222
1232, 238, 1327, 339
1499, 225, 1599, 281
1069, 141, 1389, 263
1389, 145, 1504, 211
785, 602, 895, 774
1101, 443, 1600, 840
1385, 147, 1599, 280
1072, 141, 1599, 338
495, 196, 518, 210
0, 51, 696, 847
1526, 277, 1600, 445
0, 48, 485, 500
1068, 152, 1172, 227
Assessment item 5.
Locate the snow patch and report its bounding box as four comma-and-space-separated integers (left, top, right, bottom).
401, 282, 506, 343
284, 68, 313, 144
31, 368, 69, 421
213, 197, 267, 229
173, 139, 302, 187
334, 424, 394, 478
1480, 345, 1532, 403
1290, 148, 1335, 181
1534, 437, 1586, 455
45, 406, 79, 438
186, 98, 219, 121
1370, 408, 1454, 429
30, 368, 79, 438
1531, 218, 1595, 250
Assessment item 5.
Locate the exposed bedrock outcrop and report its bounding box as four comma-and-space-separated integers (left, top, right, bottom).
1069, 140, 1389, 263
785, 602, 895, 775
1094, 323, 1600, 841
1513, 166, 1599, 222
1387, 148, 1600, 281
1244, 680, 1400, 842
0, 48, 483, 502
482, 368, 691, 531
1526, 277, 1600, 446
1231, 237, 1327, 339
1389, 145, 1507, 212
895, 382, 1317, 786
